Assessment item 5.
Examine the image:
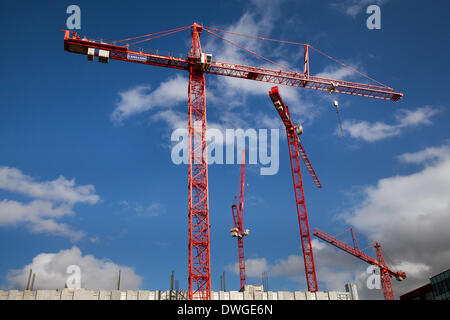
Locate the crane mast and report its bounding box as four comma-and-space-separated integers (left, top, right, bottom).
230, 150, 249, 290
187, 23, 211, 300
313, 228, 406, 300
63, 23, 404, 299
269, 86, 321, 292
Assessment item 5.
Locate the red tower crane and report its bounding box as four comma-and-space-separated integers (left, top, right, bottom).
313, 228, 406, 300
230, 150, 249, 291
62, 22, 403, 299
268, 86, 321, 292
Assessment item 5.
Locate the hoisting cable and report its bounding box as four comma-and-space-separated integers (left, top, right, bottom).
381, 248, 397, 272
126, 25, 191, 47
307, 46, 393, 90
111, 25, 192, 44
203, 26, 308, 46
353, 228, 375, 245
203, 26, 392, 90
333, 227, 375, 253
334, 103, 344, 137
203, 28, 297, 73
333, 227, 353, 239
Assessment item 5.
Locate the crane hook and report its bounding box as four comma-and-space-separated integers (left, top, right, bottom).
333, 100, 344, 137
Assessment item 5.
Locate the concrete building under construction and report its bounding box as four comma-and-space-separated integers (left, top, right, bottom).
0, 284, 358, 300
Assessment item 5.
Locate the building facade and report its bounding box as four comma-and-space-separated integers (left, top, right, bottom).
430, 269, 450, 300
400, 268, 450, 300
0, 284, 358, 300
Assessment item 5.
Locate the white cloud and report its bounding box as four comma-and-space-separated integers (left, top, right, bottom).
0, 167, 99, 204
395, 106, 439, 127
226, 144, 450, 298
337, 143, 450, 297
202, 1, 366, 125
110, 74, 188, 125
194, 0, 320, 124
315, 65, 358, 81
342, 120, 400, 142
134, 202, 163, 217
0, 166, 100, 241
111, 0, 370, 133
205, 0, 280, 65
225, 239, 360, 293
270, 255, 304, 278
331, 0, 387, 18
110, 2, 282, 129
206, 3, 306, 101
226, 258, 269, 278
6, 247, 142, 290
397, 143, 450, 165
116, 200, 164, 218
151, 109, 187, 130
342, 106, 440, 142
269, 239, 362, 291
392, 261, 430, 278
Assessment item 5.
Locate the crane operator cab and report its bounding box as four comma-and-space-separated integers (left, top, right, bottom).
295, 122, 304, 135
273, 100, 283, 112
230, 227, 250, 238
328, 82, 339, 93
198, 52, 212, 70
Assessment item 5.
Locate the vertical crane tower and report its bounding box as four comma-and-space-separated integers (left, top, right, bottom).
230, 150, 249, 290
62, 22, 403, 299
269, 86, 322, 292
187, 23, 211, 300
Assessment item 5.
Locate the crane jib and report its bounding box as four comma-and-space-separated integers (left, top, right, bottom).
64, 34, 403, 102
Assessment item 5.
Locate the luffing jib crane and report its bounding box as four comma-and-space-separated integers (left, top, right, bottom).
63, 22, 403, 299
313, 228, 406, 300
230, 150, 249, 291
269, 86, 321, 292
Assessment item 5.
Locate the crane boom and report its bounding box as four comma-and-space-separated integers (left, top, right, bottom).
63, 31, 403, 102
313, 228, 406, 300
269, 86, 319, 292
269, 86, 321, 188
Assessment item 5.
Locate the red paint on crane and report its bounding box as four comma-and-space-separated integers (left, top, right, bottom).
313, 228, 406, 300
269, 86, 320, 292
187, 23, 211, 300
231, 150, 247, 290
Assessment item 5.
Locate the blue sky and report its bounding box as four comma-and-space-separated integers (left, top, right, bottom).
1, 0, 449, 299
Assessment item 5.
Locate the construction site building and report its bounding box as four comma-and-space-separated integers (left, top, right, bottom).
0, 284, 357, 300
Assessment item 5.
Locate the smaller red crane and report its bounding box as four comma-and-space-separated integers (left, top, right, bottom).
313, 228, 406, 300
269, 86, 321, 292
230, 149, 249, 290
